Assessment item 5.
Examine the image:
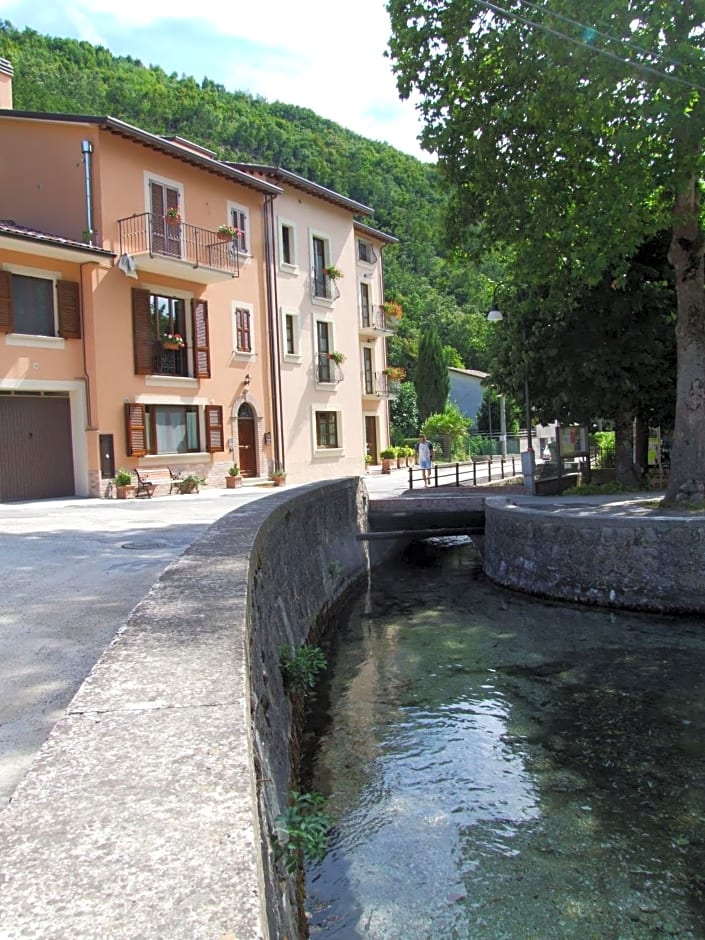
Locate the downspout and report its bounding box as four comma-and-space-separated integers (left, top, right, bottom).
263, 193, 284, 471
79, 263, 95, 430
81, 140, 95, 244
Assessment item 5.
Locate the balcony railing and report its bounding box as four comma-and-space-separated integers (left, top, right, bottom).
312, 268, 341, 301
360, 308, 394, 335
151, 342, 190, 377
373, 371, 401, 399
118, 213, 239, 277
316, 353, 344, 385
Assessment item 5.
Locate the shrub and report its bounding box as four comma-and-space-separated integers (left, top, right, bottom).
279, 644, 327, 694
275, 790, 332, 874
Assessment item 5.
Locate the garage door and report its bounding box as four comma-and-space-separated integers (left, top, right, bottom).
0, 394, 75, 501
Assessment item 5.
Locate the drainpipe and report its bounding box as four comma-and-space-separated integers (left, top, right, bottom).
263, 193, 284, 472
81, 140, 95, 245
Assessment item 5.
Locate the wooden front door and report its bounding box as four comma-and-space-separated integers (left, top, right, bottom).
365, 415, 378, 465
237, 404, 257, 477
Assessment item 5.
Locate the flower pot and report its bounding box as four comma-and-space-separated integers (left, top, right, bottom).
271, 476, 286, 487
381, 459, 393, 475
115, 485, 134, 500
162, 341, 182, 350
225, 475, 242, 488
217, 232, 233, 241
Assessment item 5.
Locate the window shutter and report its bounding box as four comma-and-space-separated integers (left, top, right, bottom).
0, 270, 12, 333
236, 307, 251, 352
124, 403, 148, 456
205, 405, 224, 453
132, 288, 153, 375
192, 299, 211, 378
57, 280, 81, 339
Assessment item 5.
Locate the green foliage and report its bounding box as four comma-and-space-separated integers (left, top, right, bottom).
422, 402, 470, 460
592, 432, 616, 469
114, 468, 132, 486
279, 644, 327, 695
275, 790, 332, 874
390, 381, 419, 443
227, 464, 240, 476
415, 327, 449, 422
380, 447, 397, 459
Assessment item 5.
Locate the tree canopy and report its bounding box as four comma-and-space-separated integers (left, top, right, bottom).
387, 0, 705, 503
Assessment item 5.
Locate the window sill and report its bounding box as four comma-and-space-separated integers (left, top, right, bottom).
314, 448, 343, 458
144, 375, 198, 390
5, 333, 65, 349
283, 353, 302, 364
279, 262, 298, 275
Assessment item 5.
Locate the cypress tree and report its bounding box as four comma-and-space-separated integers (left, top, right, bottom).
414, 326, 449, 422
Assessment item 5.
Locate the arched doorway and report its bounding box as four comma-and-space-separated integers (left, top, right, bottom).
237, 403, 257, 477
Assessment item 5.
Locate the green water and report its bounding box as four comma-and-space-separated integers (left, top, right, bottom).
304, 538, 705, 939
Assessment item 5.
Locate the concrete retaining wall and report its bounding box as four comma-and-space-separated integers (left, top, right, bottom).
0, 478, 385, 940
484, 496, 705, 613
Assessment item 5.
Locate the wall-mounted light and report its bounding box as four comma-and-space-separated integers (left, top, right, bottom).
244, 373, 251, 387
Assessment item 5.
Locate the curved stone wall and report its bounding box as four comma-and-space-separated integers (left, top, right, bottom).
0, 478, 384, 940
483, 496, 705, 613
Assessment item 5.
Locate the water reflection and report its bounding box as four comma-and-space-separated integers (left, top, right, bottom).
305, 539, 705, 939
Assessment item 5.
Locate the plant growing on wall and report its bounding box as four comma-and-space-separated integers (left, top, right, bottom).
279, 644, 327, 694
275, 790, 332, 874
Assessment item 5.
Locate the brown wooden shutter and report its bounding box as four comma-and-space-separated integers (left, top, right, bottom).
192, 299, 211, 378
132, 288, 153, 375
205, 405, 225, 453
125, 403, 148, 456
57, 280, 81, 339
0, 270, 12, 333
235, 307, 251, 352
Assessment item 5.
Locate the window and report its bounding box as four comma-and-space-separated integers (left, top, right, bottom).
0, 270, 81, 338
360, 281, 371, 328
311, 233, 338, 301
149, 178, 182, 258
316, 410, 340, 449
231, 303, 255, 356
125, 403, 224, 456
279, 221, 296, 266
362, 346, 374, 394
358, 239, 376, 264
228, 203, 250, 254
131, 289, 210, 379
234, 306, 252, 353
316, 320, 333, 382
282, 308, 301, 358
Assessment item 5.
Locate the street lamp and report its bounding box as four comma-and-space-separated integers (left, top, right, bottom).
487, 301, 536, 493
486, 304, 533, 453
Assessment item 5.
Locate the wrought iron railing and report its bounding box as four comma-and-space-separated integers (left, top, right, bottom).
316, 353, 344, 384
118, 213, 239, 276
312, 268, 341, 301
151, 342, 189, 377
360, 308, 393, 332
374, 371, 401, 398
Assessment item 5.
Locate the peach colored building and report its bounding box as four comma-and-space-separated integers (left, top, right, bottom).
0, 58, 398, 500
233, 166, 398, 481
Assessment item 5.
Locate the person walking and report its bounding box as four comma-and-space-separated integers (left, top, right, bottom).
415, 433, 434, 486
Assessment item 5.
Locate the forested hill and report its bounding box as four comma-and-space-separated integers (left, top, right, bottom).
0, 20, 494, 372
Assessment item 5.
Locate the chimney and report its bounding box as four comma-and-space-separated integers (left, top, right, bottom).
0, 58, 14, 110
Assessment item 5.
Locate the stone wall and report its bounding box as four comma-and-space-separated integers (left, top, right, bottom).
0, 477, 383, 940
484, 496, 705, 613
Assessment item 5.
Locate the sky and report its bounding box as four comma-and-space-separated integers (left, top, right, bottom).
2, 0, 434, 162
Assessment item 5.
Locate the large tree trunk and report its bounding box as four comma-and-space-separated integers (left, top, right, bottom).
634, 416, 649, 482
665, 177, 705, 505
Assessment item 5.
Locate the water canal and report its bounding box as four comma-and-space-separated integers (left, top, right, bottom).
303, 537, 705, 939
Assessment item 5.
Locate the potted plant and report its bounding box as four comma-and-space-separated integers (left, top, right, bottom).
114, 468, 134, 499
165, 207, 182, 224
161, 332, 185, 349
177, 473, 206, 494
380, 447, 396, 475
217, 224, 241, 240
327, 350, 346, 365
270, 469, 287, 487
226, 464, 243, 488
383, 365, 406, 382
383, 301, 403, 320
324, 264, 343, 280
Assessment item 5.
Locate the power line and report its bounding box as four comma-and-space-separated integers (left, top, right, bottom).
472, 0, 705, 95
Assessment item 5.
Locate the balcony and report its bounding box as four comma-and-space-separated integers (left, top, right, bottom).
118, 213, 239, 283
312, 268, 341, 302
362, 371, 402, 399
359, 307, 394, 337
316, 353, 344, 385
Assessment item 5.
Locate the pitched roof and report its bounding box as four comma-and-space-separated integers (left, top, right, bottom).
229, 163, 373, 215
0, 218, 114, 259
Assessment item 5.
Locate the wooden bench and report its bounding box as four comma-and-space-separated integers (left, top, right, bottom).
133, 467, 182, 498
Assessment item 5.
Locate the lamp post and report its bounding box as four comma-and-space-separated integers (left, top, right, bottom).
487, 300, 535, 492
